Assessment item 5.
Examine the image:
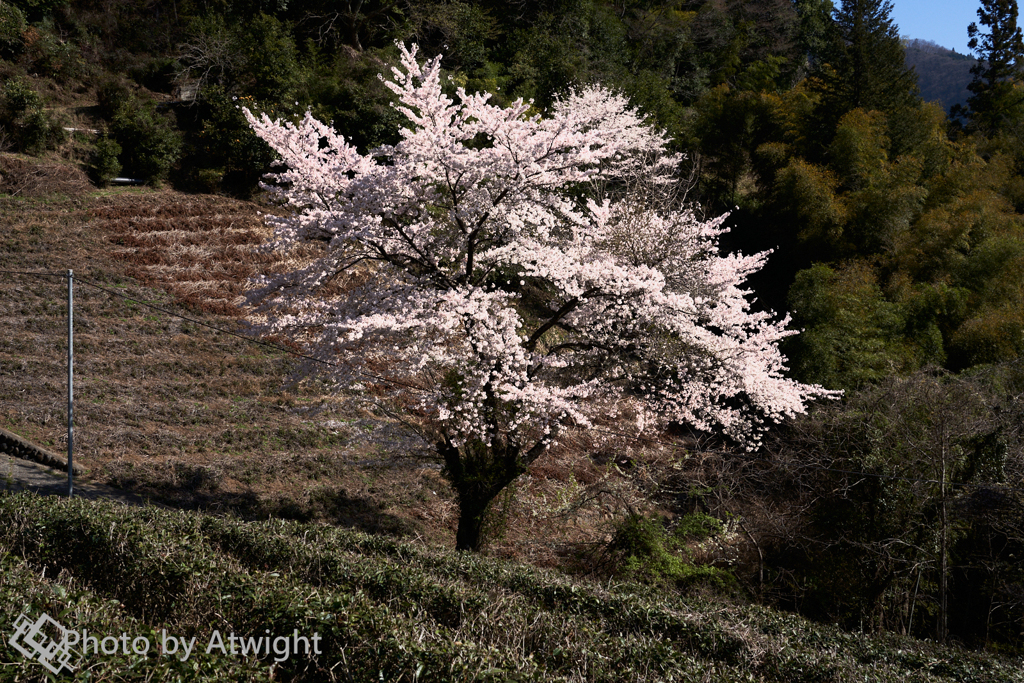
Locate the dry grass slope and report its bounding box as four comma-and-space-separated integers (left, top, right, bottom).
0, 157, 649, 559
0, 174, 446, 539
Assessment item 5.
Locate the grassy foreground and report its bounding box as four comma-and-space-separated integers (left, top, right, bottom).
1, 492, 1021, 682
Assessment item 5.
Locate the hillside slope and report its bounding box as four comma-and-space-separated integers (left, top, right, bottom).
0, 154, 645, 560
0, 157, 443, 535
2, 492, 1022, 682
905, 39, 975, 112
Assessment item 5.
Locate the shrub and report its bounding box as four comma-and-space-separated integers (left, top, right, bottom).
607, 513, 735, 593
96, 78, 136, 120
109, 101, 181, 183
1, 75, 41, 117
25, 22, 82, 83
298, 47, 403, 154
177, 86, 277, 196
15, 105, 62, 152
0, 76, 65, 154
0, 1, 26, 58
673, 510, 725, 541
233, 13, 299, 103
89, 135, 121, 185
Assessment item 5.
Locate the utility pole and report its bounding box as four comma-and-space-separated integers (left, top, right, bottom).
67, 269, 73, 498
938, 424, 948, 643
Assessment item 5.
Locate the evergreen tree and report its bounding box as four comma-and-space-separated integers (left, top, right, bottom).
964, 0, 1024, 136
793, 0, 837, 69
814, 0, 919, 152
726, 0, 799, 67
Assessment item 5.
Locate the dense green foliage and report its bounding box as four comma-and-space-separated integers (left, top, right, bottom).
107, 99, 181, 184
0, 73, 63, 153
604, 512, 735, 591
0, 1, 26, 59
1, 492, 1022, 681
964, 0, 1024, 136
87, 132, 120, 184
759, 365, 1024, 647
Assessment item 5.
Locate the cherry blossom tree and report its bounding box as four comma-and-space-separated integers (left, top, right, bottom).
245, 43, 835, 551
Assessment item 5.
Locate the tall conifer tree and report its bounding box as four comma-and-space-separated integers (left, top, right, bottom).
965, 0, 1024, 136
811, 0, 919, 156
793, 0, 837, 68
824, 0, 918, 114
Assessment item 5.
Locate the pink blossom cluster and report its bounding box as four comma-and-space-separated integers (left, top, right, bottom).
244, 43, 835, 451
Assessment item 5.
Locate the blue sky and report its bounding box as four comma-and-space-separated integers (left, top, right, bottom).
889, 0, 980, 54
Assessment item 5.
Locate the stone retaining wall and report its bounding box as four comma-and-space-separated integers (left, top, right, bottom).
0, 427, 82, 475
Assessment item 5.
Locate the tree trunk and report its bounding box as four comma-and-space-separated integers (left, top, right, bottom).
455, 499, 490, 552
438, 436, 526, 552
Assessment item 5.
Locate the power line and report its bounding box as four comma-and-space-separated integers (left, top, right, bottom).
74, 275, 429, 393
0, 267, 427, 392
0, 268, 65, 279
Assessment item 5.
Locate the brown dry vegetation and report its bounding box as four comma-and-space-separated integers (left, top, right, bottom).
0, 155, 93, 197
0, 155, 661, 562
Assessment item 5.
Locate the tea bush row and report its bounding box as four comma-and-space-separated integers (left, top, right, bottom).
1, 493, 1021, 682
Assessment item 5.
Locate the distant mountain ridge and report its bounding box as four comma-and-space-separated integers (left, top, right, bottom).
904, 38, 976, 113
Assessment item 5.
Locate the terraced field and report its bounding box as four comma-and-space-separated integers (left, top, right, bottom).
0, 165, 444, 534
0, 155, 640, 558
